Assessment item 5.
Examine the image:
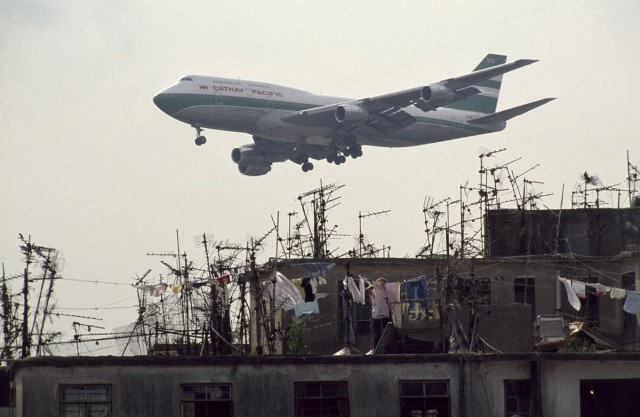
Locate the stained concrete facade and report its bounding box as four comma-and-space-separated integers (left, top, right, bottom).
273, 252, 640, 355
10, 353, 640, 417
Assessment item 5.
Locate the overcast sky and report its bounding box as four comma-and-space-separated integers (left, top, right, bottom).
2, 1, 639, 354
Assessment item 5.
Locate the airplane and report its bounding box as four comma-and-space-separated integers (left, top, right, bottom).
153, 54, 554, 176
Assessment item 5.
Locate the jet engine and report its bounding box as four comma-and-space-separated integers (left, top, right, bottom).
420, 85, 458, 107
335, 104, 369, 123
231, 145, 267, 166
231, 143, 291, 176
238, 163, 271, 176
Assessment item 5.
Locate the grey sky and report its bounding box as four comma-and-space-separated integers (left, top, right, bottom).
1, 1, 639, 354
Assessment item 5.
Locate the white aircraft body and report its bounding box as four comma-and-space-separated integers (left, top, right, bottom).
153, 54, 554, 176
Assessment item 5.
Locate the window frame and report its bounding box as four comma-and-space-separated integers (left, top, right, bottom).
59, 384, 112, 417
294, 381, 349, 417
504, 379, 532, 417
181, 383, 233, 417
399, 380, 450, 417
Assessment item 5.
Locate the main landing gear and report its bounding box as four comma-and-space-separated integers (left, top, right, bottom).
194, 127, 206, 146
326, 144, 363, 165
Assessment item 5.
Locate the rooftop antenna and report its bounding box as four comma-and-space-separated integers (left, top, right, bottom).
73, 321, 106, 356
297, 181, 345, 258
580, 171, 603, 208
417, 196, 449, 258
356, 209, 390, 257
627, 151, 639, 207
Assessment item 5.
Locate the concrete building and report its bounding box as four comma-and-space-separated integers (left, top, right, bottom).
5, 206, 640, 417
9, 353, 640, 416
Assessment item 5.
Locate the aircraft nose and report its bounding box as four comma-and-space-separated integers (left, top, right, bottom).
153, 92, 173, 115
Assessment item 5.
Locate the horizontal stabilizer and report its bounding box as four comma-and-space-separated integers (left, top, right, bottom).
468, 98, 555, 125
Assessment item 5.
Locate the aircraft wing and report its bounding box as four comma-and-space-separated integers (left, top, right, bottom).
281, 58, 538, 136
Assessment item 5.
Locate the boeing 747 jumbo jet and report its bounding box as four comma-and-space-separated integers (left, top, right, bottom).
153, 54, 554, 176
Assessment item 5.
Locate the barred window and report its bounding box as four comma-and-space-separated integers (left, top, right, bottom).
400, 380, 450, 417
182, 384, 232, 417
504, 380, 531, 417
295, 381, 349, 417
60, 385, 111, 417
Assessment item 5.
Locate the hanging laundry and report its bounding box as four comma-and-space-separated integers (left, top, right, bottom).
136, 283, 168, 297
294, 299, 320, 317
191, 281, 209, 289
267, 272, 303, 311
557, 276, 581, 311
571, 280, 587, 299
291, 262, 336, 278
623, 291, 640, 314
610, 287, 627, 300
216, 274, 231, 285
344, 276, 366, 304
301, 277, 315, 302
404, 276, 429, 320
292, 278, 305, 297
368, 278, 400, 319
170, 283, 183, 294
585, 282, 611, 295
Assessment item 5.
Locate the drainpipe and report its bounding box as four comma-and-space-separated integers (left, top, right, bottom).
459, 355, 465, 417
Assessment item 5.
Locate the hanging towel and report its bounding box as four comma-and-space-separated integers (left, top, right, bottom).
610, 287, 627, 300
344, 276, 366, 304
558, 275, 581, 311
571, 280, 586, 299
623, 291, 640, 314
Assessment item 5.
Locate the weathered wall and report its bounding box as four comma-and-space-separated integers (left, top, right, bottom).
486, 208, 640, 257
539, 357, 640, 416
12, 356, 462, 417
276, 255, 640, 354
13, 354, 640, 417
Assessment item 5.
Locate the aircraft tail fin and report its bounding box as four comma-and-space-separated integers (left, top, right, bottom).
445, 53, 507, 114
468, 97, 556, 125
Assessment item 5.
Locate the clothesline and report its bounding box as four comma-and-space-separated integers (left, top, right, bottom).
557, 275, 640, 317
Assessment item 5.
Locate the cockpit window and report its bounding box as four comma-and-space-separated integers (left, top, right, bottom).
179, 76, 193, 82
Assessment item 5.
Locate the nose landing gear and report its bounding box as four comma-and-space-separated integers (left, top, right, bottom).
194, 127, 207, 146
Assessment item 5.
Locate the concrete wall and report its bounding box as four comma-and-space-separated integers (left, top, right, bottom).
12, 354, 640, 417
275, 255, 640, 354
539, 356, 640, 417
485, 208, 640, 257
12, 356, 462, 417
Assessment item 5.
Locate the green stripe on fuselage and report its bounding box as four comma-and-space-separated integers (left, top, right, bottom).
155, 93, 313, 115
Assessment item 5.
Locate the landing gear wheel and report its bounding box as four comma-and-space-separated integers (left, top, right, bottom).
334, 155, 346, 165
349, 144, 362, 158
193, 127, 206, 146
302, 162, 314, 172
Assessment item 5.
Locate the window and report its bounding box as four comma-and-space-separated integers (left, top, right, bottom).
580, 379, 640, 417
504, 380, 531, 417
294, 381, 349, 417
514, 277, 536, 320
454, 277, 491, 306
60, 385, 111, 417
182, 384, 232, 417
400, 380, 450, 417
